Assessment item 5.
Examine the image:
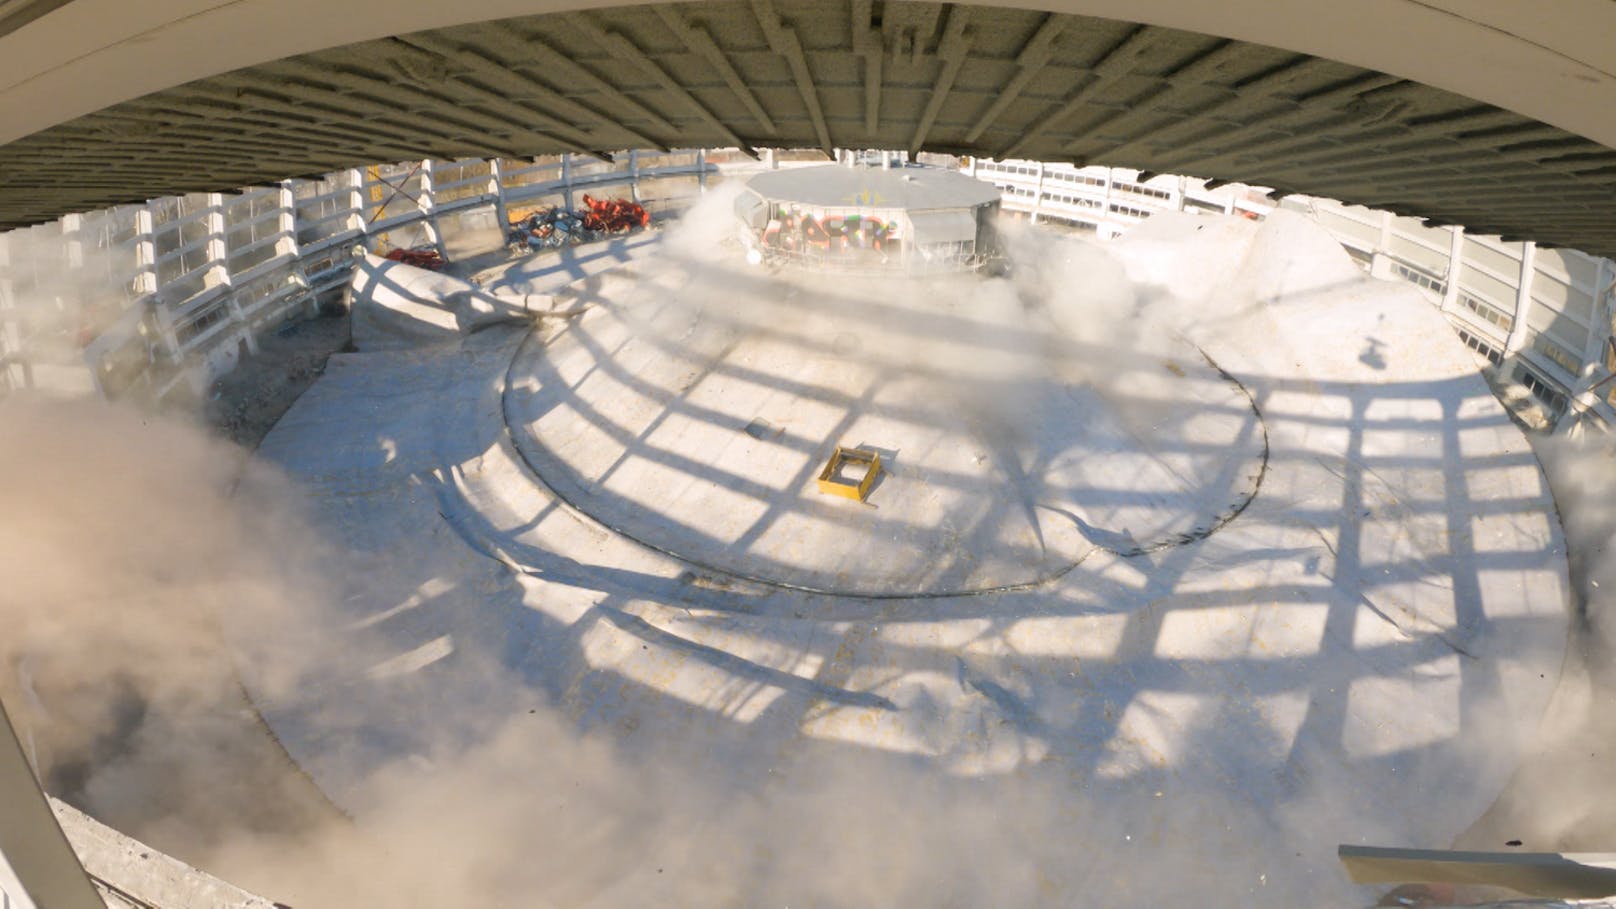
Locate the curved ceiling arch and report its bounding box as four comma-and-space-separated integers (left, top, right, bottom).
1, 0, 1613, 255
4, 1, 1614, 149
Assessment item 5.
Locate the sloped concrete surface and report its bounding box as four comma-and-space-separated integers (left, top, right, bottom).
51, 798, 278, 909
236, 216, 1571, 903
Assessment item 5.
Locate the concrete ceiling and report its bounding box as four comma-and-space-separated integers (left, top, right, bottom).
1, 0, 1614, 255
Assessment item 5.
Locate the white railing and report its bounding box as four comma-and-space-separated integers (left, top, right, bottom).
9, 148, 1611, 431
972, 157, 1616, 431
0, 150, 716, 404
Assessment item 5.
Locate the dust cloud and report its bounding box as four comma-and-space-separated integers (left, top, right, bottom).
0, 219, 137, 348
0, 393, 1326, 908
642, 184, 1239, 559
0, 187, 1582, 908
0, 395, 342, 845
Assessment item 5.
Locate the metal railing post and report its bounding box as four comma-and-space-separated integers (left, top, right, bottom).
1504, 241, 1537, 354
489, 158, 510, 230
1440, 225, 1464, 313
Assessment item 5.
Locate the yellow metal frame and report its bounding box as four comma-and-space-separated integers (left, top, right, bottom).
816, 445, 882, 502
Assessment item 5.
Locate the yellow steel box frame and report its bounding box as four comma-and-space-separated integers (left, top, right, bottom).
816, 445, 882, 502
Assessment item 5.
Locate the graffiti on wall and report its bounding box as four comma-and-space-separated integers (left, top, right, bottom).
757, 205, 899, 260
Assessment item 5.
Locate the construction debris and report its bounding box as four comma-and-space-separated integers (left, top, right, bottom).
383, 246, 445, 270
506, 196, 650, 253
579, 194, 651, 233
816, 445, 882, 502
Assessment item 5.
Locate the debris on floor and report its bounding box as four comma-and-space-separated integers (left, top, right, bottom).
506, 197, 650, 252
383, 246, 445, 270
816, 445, 882, 502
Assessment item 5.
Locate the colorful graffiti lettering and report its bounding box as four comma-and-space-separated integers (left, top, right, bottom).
758, 207, 892, 257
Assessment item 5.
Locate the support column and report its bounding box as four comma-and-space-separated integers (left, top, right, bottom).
1557, 257, 1616, 434
628, 149, 641, 205
344, 168, 366, 237
273, 182, 314, 317
61, 214, 109, 397
1504, 240, 1537, 354
60, 214, 85, 275
697, 149, 707, 192
1101, 167, 1116, 238
1439, 225, 1465, 314
561, 153, 575, 210
58, 215, 98, 393
489, 158, 510, 229
416, 159, 449, 261
134, 204, 179, 360
274, 182, 298, 259
128, 205, 161, 368
202, 194, 230, 291
133, 207, 157, 298
1580, 257, 1611, 371
0, 232, 26, 391
59, 214, 87, 353
1369, 210, 1394, 279
1031, 160, 1044, 225
205, 193, 256, 355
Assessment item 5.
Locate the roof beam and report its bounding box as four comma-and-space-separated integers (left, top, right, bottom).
962, 14, 1065, 144
999, 24, 1150, 160
485, 24, 679, 138
570, 15, 752, 153
907, 6, 972, 157
390, 34, 636, 149
1098, 54, 1316, 162
851, 0, 882, 134
1064, 39, 1247, 159
655, 6, 776, 137
751, 0, 831, 154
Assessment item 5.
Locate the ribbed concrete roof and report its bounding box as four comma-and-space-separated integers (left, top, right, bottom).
1, 0, 1613, 255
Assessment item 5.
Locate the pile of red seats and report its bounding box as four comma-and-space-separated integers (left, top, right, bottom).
384, 247, 445, 270
578, 194, 650, 233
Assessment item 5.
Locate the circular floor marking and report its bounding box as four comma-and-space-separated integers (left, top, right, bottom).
503, 259, 1267, 596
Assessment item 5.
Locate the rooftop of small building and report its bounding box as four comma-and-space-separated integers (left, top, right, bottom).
743, 164, 1002, 212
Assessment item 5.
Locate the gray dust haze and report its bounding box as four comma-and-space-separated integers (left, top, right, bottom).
1457, 434, 1616, 855
0, 195, 1601, 907
0, 397, 1311, 908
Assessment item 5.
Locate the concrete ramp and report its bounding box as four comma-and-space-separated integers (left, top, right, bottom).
348, 254, 552, 351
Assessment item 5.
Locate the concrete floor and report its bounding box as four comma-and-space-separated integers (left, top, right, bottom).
233, 211, 1570, 905
506, 257, 1265, 595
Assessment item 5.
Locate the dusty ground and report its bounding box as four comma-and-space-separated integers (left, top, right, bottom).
238, 212, 1569, 906
202, 310, 352, 449
29, 308, 360, 896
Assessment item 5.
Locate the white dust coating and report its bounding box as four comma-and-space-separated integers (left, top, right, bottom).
0, 189, 1575, 908
1456, 433, 1616, 854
